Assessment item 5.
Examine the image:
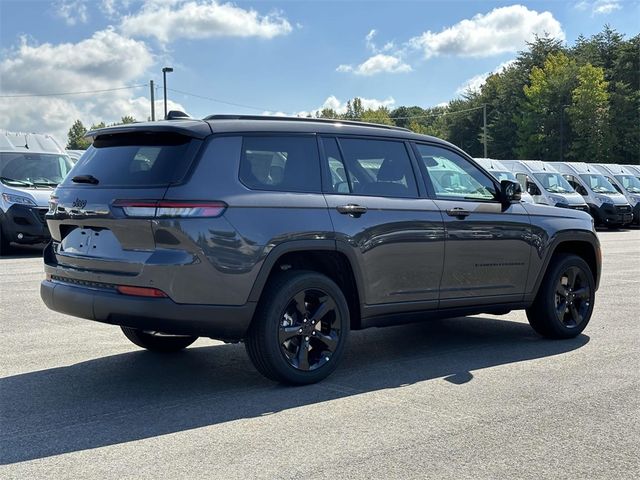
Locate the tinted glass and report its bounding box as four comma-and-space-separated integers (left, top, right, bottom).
240, 136, 321, 193
0, 153, 73, 187
416, 144, 497, 201
64, 133, 200, 187
337, 138, 418, 198
321, 138, 350, 193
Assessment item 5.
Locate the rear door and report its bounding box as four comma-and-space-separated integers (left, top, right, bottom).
320, 136, 445, 307
48, 130, 203, 274
414, 143, 532, 306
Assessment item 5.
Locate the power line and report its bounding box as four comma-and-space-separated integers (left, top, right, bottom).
0, 84, 148, 98
164, 87, 275, 112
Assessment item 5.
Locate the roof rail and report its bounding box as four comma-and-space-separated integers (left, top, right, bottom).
203, 114, 411, 132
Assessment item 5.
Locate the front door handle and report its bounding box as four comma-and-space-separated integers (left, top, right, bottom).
446, 208, 471, 219
336, 204, 367, 217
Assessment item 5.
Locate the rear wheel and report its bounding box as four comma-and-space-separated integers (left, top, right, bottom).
245, 270, 349, 385
120, 326, 198, 352
526, 254, 595, 339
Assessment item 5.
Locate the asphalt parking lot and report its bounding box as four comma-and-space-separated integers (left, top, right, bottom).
1, 229, 639, 479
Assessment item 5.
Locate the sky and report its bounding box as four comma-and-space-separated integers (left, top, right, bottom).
1, 0, 638, 143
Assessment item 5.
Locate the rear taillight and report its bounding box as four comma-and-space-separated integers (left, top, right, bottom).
113, 200, 226, 218
116, 285, 168, 298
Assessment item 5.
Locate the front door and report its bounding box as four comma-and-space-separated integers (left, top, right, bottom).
414, 143, 532, 306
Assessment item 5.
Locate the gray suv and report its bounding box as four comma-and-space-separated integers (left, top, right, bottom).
41, 115, 601, 384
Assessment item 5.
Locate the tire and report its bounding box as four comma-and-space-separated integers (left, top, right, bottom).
0, 225, 11, 256
120, 326, 198, 352
526, 254, 595, 339
245, 270, 350, 385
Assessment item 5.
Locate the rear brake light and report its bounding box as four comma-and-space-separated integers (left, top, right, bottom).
113, 200, 226, 218
116, 285, 168, 298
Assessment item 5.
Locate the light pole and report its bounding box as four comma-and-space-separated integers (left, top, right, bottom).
162, 67, 173, 119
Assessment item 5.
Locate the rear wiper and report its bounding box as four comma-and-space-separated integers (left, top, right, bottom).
33, 181, 58, 187
0, 176, 33, 187
72, 174, 99, 185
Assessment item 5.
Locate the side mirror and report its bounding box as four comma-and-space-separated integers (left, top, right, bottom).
501, 179, 522, 204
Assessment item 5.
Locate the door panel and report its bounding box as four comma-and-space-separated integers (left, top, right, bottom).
326, 194, 445, 304
414, 142, 532, 303
320, 136, 445, 306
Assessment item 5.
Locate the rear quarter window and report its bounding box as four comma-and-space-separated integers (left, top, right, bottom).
63, 132, 202, 187
239, 135, 321, 193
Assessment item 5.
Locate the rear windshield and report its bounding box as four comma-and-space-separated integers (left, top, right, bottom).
62, 132, 201, 187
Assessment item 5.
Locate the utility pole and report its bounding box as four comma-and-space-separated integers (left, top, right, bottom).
483, 103, 487, 158
149, 80, 155, 121
162, 67, 173, 119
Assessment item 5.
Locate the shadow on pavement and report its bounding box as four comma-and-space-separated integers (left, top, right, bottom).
0, 316, 589, 464
0, 244, 44, 259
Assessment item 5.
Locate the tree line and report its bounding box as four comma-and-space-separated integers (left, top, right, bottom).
66, 27, 638, 164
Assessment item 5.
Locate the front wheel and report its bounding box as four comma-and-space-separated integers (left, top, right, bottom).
120, 326, 198, 352
245, 270, 350, 385
526, 254, 595, 339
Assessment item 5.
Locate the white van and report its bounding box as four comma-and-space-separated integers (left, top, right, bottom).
549, 162, 633, 227
623, 165, 640, 179
593, 164, 640, 225
0, 132, 74, 254
474, 158, 534, 203
501, 160, 589, 212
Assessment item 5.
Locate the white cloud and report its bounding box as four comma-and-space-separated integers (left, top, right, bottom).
120, 0, 293, 43
101, 0, 132, 19
263, 95, 396, 118
54, 0, 89, 25
455, 60, 516, 95
409, 5, 565, 58
337, 54, 412, 76
592, 0, 622, 14
0, 29, 163, 143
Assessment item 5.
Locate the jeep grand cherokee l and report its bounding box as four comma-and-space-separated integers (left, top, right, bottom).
41, 115, 601, 385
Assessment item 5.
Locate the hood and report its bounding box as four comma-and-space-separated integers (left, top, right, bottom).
1, 184, 54, 207
548, 192, 586, 206
602, 193, 630, 205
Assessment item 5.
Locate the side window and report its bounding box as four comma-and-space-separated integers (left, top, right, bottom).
336, 138, 418, 198
240, 136, 321, 193
517, 174, 541, 196
321, 138, 350, 193
564, 175, 588, 195
416, 144, 498, 201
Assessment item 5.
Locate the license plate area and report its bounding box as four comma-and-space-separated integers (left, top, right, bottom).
59, 227, 121, 257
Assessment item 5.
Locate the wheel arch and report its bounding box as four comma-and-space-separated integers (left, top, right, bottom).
528, 231, 601, 302
248, 240, 364, 329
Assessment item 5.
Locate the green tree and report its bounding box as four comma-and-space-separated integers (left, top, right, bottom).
361, 107, 393, 125
66, 120, 91, 150
517, 52, 578, 161
317, 108, 338, 119
120, 115, 136, 124
567, 64, 611, 162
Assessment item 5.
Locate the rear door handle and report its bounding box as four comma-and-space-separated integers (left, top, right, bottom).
446, 208, 471, 219
336, 204, 367, 217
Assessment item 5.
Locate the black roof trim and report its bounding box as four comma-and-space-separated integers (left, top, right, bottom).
203, 114, 411, 132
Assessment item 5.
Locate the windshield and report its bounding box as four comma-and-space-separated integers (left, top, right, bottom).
615, 175, 640, 193
579, 174, 618, 194
533, 173, 574, 193
491, 170, 517, 182
0, 152, 73, 187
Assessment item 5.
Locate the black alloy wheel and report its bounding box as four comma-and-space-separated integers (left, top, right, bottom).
554, 266, 591, 328
245, 270, 350, 385
526, 253, 595, 339
278, 288, 342, 371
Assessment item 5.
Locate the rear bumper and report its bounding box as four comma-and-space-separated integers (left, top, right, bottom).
0, 204, 50, 243
40, 280, 256, 341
